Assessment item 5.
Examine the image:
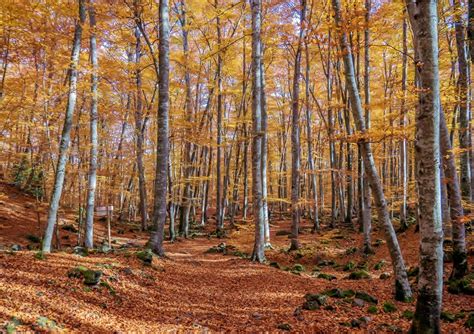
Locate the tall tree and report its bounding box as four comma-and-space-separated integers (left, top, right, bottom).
332, 0, 412, 301
406, 1, 444, 332
250, 0, 265, 262
150, 0, 170, 256
289, 0, 306, 251
84, 0, 99, 249
453, 0, 472, 203
42, 0, 86, 252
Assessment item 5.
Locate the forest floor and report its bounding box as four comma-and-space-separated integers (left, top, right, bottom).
0, 181, 473, 333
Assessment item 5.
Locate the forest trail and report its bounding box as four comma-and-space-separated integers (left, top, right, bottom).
1, 182, 473, 333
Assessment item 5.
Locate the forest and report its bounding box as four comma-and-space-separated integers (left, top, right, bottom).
0, 0, 473, 332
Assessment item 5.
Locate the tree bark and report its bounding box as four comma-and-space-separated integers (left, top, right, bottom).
42, 0, 86, 252
290, 0, 306, 251
332, 0, 412, 301
406, 1, 444, 332
150, 0, 170, 256
250, 0, 265, 263
85, 0, 99, 249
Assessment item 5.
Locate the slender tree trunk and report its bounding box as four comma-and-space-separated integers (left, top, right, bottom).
290, 0, 306, 251
440, 109, 468, 279
304, 42, 319, 232
362, 0, 372, 254
453, 0, 472, 203
42, 0, 86, 252
250, 0, 265, 262
85, 0, 99, 249
260, 45, 271, 247
215, 0, 224, 234
332, 0, 412, 301
178, 0, 193, 238
406, 1, 444, 332
150, 0, 170, 256
133, 5, 148, 232
399, 11, 409, 231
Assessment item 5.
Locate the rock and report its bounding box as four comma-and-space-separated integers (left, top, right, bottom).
304, 293, 327, 305
302, 300, 320, 310
292, 264, 305, 273
373, 260, 385, 270
11, 244, 21, 252
352, 298, 365, 307
379, 272, 391, 280
324, 305, 334, 311
122, 267, 133, 275
293, 306, 303, 320
99, 243, 111, 254
401, 310, 414, 319
251, 313, 263, 320
382, 301, 397, 313
83, 270, 102, 285
367, 305, 378, 314
136, 249, 153, 265
447, 278, 474, 295
347, 270, 370, 280
317, 273, 337, 281
323, 288, 354, 298
73, 246, 88, 256
34, 316, 58, 331
269, 262, 281, 269
277, 323, 292, 331
355, 291, 378, 304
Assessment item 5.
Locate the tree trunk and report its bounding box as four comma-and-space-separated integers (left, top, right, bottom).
399, 10, 408, 231
440, 109, 468, 279
150, 0, 170, 256
290, 0, 306, 251
85, 0, 99, 249
332, 0, 412, 301
42, 0, 86, 253
406, 1, 444, 332
250, 0, 265, 262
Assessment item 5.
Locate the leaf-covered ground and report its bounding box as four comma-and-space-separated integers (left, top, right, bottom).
1, 182, 473, 333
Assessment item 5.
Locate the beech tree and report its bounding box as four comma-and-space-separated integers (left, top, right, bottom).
84, 0, 99, 249
42, 0, 86, 253
332, 0, 412, 301
406, 1, 443, 332
150, 0, 170, 256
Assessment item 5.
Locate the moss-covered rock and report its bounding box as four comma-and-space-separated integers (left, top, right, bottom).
304, 293, 327, 305
292, 264, 305, 273
323, 288, 354, 298
379, 272, 391, 280
136, 249, 154, 265
401, 310, 414, 320
447, 278, 474, 295
355, 291, 378, 304
348, 270, 370, 280
440, 311, 456, 323
382, 301, 397, 313
83, 269, 102, 285
374, 260, 385, 270
277, 323, 292, 331
367, 305, 378, 314
269, 261, 281, 269
317, 273, 337, 281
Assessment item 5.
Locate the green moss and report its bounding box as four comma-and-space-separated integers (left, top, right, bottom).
34, 251, 46, 260
382, 301, 397, 313
440, 311, 456, 323
269, 261, 281, 269
99, 281, 116, 295
136, 249, 153, 265
355, 291, 378, 304
464, 313, 474, 329
292, 264, 305, 273
277, 323, 292, 331
367, 305, 378, 314
304, 293, 327, 305
402, 310, 414, 320
343, 261, 355, 271
317, 273, 337, 281
323, 288, 354, 298
374, 260, 385, 270
348, 270, 370, 280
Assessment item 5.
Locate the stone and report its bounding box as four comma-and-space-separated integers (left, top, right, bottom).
347, 270, 370, 280
355, 291, 378, 304
277, 323, 292, 331
73, 246, 88, 256
352, 298, 365, 307
11, 244, 21, 252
